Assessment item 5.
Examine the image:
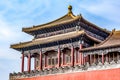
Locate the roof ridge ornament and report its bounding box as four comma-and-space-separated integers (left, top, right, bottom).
68, 5, 73, 15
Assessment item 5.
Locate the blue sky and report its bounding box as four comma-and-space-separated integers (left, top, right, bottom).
0, 0, 120, 80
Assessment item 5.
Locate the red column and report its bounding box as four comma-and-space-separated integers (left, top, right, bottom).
39, 50, 42, 70
80, 53, 81, 65
76, 50, 78, 63
81, 54, 84, 65
27, 53, 31, 72
83, 54, 86, 65
94, 54, 96, 63
34, 58, 36, 70
79, 44, 82, 65
102, 53, 104, 65
21, 52, 24, 72
90, 54, 92, 65
86, 55, 88, 62
58, 47, 61, 67
71, 46, 74, 67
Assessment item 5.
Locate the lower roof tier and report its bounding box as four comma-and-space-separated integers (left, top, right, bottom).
80, 30, 120, 52
10, 30, 102, 51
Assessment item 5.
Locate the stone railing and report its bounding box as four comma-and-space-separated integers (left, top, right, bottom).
10, 59, 120, 80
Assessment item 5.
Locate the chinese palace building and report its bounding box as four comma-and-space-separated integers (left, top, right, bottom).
10, 5, 120, 80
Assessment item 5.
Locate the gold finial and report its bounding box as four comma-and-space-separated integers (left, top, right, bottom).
68, 5, 72, 14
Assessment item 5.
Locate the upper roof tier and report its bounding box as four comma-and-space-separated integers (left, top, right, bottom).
80, 29, 120, 52
22, 5, 109, 35
22, 5, 78, 34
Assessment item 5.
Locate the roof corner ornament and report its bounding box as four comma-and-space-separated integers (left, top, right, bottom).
68, 5, 73, 15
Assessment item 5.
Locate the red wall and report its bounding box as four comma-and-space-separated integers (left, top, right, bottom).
18, 68, 120, 80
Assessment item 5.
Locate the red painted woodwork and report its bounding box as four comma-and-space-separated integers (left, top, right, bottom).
82, 54, 84, 65
79, 44, 82, 49
39, 51, 42, 70
58, 47, 61, 67
21, 52, 24, 72
17, 68, 120, 80
86, 55, 89, 62
80, 53, 82, 65
83, 55, 86, 65
90, 54, 92, 65
75, 50, 78, 64
71, 46, 74, 66
93, 54, 96, 63
27, 54, 31, 73
79, 44, 82, 65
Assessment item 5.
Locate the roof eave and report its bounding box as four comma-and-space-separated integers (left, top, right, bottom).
81, 16, 111, 34
22, 17, 79, 35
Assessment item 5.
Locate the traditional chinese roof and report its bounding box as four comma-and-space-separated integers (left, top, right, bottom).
80, 29, 120, 51
22, 5, 109, 35
80, 16, 110, 34
10, 30, 101, 50
22, 5, 79, 34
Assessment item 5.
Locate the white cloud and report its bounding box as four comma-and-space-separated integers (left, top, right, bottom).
0, 0, 51, 21
0, 20, 15, 41
0, 47, 20, 60
80, 0, 120, 23
0, 18, 32, 60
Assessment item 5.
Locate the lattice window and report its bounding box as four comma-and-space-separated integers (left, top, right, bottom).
52, 58, 55, 65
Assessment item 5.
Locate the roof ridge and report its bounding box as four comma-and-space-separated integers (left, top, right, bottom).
80, 16, 110, 34
94, 30, 113, 47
